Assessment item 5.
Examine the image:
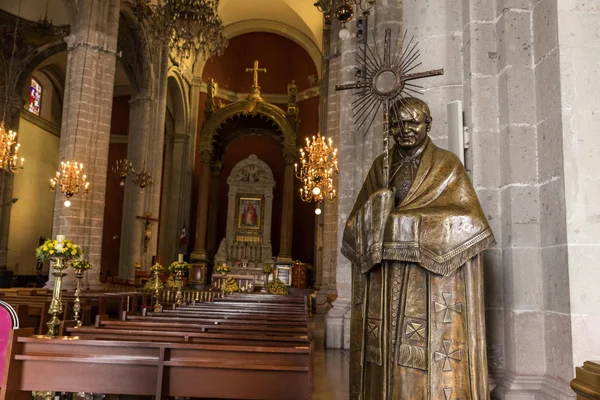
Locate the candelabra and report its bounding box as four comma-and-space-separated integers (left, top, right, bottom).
112, 158, 134, 186
0, 120, 24, 173
133, 166, 153, 191
49, 160, 90, 207
294, 134, 339, 215
131, 0, 227, 60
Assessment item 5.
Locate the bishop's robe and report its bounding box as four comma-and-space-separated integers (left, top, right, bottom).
341, 138, 495, 400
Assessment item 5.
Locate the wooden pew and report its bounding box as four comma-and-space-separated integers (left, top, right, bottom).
3, 324, 313, 399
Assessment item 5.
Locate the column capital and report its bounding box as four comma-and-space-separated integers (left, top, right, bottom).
211, 161, 223, 177
283, 152, 296, 165
199, 149, 213, 163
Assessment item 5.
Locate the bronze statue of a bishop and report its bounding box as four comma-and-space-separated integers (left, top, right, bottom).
341, 97, 496, 400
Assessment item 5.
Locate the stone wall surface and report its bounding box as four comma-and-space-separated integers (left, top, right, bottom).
324, 0, 596, 398
50, 0, 121, 289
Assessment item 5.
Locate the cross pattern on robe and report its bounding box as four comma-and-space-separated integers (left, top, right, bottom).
443, 388, 453, 400
367, 322, 379, 340
246, 60, 267, 89
434, 292, 463, 323
434, 340, 462, 372
405, 321, 425, 342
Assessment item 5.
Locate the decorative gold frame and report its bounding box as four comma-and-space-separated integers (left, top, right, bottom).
237, 196, 262, 230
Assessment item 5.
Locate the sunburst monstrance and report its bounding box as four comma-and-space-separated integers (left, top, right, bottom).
336, 28, 444, 187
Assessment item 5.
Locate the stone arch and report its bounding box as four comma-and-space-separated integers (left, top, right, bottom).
166, 70, 189, 134
199, 101, 297, 157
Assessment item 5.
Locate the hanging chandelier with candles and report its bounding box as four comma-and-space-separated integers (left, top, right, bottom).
112, 158, 134, 186
50, 161, 90, 207
0, 120, 24, 173
295, 133, 339, 215
131, 0, 227, 60
314, 0, 377, 24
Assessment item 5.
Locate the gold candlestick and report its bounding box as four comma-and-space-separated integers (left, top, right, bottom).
47, 258, 66, 337
175, 270, 183, 306
153, 270, 163, 312
73, 270, 84, 327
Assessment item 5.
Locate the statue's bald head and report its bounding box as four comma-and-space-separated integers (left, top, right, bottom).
389, 97, 432, 150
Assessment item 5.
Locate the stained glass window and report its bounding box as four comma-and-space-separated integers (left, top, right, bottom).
28, 78, 42, 116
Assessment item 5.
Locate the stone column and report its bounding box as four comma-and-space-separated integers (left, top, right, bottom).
118, 93, 152, 281
158, 131, 188, 263
277, 153, 295, 262
191, 149, 212, 262
49, 0, 121, 289
206, 161, 222, 257
325, 19, 357, 350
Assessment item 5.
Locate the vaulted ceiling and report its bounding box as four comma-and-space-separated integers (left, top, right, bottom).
1, 0, 323, 52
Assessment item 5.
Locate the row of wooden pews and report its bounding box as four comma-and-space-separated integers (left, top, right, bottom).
1, 293, 313, 400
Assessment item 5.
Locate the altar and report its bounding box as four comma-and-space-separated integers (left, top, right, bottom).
214, 154, 276, 287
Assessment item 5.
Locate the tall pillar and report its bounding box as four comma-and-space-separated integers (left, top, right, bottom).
277, 153, 295, 262
191, 149, 212, 262
158, 131, 189, 263
49, 0, 121, 289
118, 93, 152, 281
206, 161, 222, 258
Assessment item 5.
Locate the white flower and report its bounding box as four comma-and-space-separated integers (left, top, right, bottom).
55, 243, 65, 253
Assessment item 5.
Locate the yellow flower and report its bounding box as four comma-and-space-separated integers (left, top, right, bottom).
71, 250, 76, 255
49, 250, 54, 254
42, 246, 48, 251
67, 243, 72, 248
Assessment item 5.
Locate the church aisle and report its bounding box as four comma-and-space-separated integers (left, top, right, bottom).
311, 315, 350, 399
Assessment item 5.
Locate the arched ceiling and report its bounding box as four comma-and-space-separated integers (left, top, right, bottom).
1, 0, 70, 26
219, 0, 323, 51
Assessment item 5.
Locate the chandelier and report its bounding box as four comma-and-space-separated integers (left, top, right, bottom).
295, 134, 339, 215
314, 0, 377, 23
133, 165, 153, 192
50, 161, 90, 207
0, 120, 24, 173
112, 158, 134, 186
132, 0, 227, 60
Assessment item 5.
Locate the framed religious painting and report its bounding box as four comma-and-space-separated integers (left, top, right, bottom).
237, 196, 262, 230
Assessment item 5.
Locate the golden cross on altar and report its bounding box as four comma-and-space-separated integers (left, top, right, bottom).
246, 60, 267, 89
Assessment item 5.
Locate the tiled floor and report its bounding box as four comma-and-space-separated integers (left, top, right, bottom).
311, 315, 350, 399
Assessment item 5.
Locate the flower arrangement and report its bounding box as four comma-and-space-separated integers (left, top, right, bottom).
36, 238, 83, 263
214, 264, 231, 275
150, 263, 164, 273
71, 259, 93, 272
168, 261, 191, 274
262, 264, 273, 274
165, 275, 179, 288
267, 278, 289, 295
223, 276, 240, 293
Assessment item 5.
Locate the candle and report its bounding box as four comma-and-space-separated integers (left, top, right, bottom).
178, 254, 184, 263
56, 235, 65, 242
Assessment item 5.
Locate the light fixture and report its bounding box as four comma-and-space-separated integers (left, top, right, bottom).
49, 161, 90, 207
1, 0, 25, 174
0, 121, 24, 173
112, 158, 135, 186
131, 0, 228, 60
295, 133, 339, 214
313, 0, 376, 24
133, 165, 153, 192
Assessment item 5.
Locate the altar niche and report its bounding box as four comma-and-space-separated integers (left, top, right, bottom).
215, 154, 276, 286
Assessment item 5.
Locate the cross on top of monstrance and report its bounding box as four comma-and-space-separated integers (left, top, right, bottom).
245, 60, 267, 102
336, 28, 444, 187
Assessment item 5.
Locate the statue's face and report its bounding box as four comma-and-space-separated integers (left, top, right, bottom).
391, 103, 431, 150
